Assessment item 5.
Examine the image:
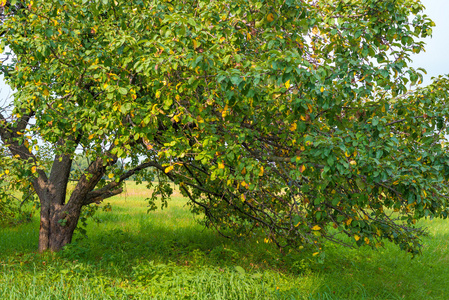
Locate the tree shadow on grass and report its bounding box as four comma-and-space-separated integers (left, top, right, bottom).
0, 219, 299, 298
2, 207, 449, 300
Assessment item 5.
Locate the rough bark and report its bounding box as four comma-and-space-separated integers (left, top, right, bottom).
38, 198, 51, 252
48, 202, 82, 252
38, 196, 83, 252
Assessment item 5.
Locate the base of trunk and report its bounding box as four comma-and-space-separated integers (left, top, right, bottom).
38, 205, 81, 252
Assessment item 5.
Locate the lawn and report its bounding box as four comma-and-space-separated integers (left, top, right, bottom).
1, 182, 448, 299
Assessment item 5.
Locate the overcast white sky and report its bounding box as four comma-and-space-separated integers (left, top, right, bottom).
410, 0, 449, 85
0, 0, 448, 99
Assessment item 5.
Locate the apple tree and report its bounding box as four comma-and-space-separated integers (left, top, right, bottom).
1, 0, 449, 254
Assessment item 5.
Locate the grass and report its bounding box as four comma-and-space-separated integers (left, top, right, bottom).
1, 181, 448, 299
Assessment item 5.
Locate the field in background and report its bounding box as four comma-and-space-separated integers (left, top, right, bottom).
1, 182, 448, 299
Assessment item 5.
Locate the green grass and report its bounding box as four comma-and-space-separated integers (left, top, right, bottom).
1, 182, 448, 299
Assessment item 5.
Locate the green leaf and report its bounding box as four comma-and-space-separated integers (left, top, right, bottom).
118, 87, 128, 95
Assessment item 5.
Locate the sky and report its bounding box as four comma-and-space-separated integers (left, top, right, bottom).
410, 0, 449, 85
0, 0, 448, 99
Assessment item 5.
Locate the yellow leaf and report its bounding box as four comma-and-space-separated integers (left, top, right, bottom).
173, 113, 182, 122
284, 80, 290, 89
0, 0, 6, 7
307, 103, 313, 113
320, 86, 324, 93
31, 166, 37, 173
259, 166, 264, 177
246, 32, 251, 40
300, 115, 306, 121
241, 181, 247, 187
88, 134, 94, 140
345, 151, 350, 157
241, 194, 246, 202
364, 237, 370, 244
5, 169, 9, 175
289, 123, 297, 131
417, 156, 422, 161
312, 252, 319, 256
346, 218, 352, 225
422, 190, 427, 198
222, 105, 229, 118
108, 173, 114, 179
312, 225, 321, 231
219, 37, 225, 43
164, 165, 174, 173
193, 39, 199, 49
43, 89, 49, 96
349, 160, 356, 166
299, 165, 306, 173
267, 13, 274, 22
218, 162, 225, 169
354, 234, 360, 241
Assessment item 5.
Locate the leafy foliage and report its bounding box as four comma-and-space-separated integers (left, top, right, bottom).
0, 148, 36, 227
0, 0, 449, 254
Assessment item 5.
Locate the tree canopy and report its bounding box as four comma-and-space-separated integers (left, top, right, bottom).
1, 0, 449, 254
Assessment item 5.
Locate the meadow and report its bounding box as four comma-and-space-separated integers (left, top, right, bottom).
1, 182, 448, 299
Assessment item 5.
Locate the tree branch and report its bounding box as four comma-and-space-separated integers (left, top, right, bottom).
66, 144, 117, 209
0, 111, 48, 198
386, 115, 425, 126
47, 133, 83, 205
83, 160, 161, 205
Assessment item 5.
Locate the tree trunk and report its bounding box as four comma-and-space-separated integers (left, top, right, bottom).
38, 197, 82, 252
38, 200, 50, 252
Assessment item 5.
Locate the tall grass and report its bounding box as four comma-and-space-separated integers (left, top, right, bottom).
1, 182, 448, 299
